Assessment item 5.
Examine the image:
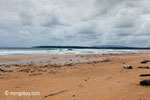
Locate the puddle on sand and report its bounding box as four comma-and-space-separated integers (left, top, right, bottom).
0, 57, 89, 65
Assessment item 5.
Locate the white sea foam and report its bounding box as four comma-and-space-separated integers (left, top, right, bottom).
0, 49, 150, 56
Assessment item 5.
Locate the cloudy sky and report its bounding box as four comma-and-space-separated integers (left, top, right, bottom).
0, 0, 150, 47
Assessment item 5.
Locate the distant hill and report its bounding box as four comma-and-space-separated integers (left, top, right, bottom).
32, 46, 150, 49
93, 45, 128, 48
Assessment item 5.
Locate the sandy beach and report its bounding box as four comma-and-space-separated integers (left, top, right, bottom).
0, 53, 150, 100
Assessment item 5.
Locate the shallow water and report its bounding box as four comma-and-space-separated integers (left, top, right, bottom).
0, 57, 89, 65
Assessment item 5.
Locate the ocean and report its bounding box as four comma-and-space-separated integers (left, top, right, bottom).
0, 48, 150, 56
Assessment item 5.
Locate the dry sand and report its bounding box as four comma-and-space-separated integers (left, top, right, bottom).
0, 53, 150, 100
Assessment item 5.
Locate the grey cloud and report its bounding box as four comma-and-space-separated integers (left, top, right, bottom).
0, 0, 150, 47
114, 8, 141, 28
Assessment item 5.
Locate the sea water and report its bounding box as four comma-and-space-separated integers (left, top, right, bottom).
0, 48, 150, 57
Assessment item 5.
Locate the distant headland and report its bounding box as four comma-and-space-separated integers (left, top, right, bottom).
32, 45, 150, 50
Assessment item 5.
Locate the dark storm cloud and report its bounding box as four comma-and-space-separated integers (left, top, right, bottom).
0, 0, 150, 47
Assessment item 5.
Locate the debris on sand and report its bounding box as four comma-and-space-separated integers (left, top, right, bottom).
101, 59, 110, 62
30, 73, 42, 76
5, 65, 10, 68
43, 89, 68, 99
140, 80, 150, 86
65, 63, 73, 67
123, 65, 133, 69
78, 84, 84, 87
11, 64, 20, 67
48, 70, 56, 74
0, 68, 7, 73
141, 60, 150, 64
84, 77, 89, 81
0, 68, 13, 73
140, 74, 150, 77
44, 65, 49, 67
18, 69, 30, 73
72, 94, 75, 97
138, 66, 150, 69
52, 64, 61, 67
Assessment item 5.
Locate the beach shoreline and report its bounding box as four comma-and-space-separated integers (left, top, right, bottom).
0, 53, 150, 100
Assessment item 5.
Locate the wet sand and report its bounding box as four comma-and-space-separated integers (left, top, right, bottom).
0, 53, 150, 100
